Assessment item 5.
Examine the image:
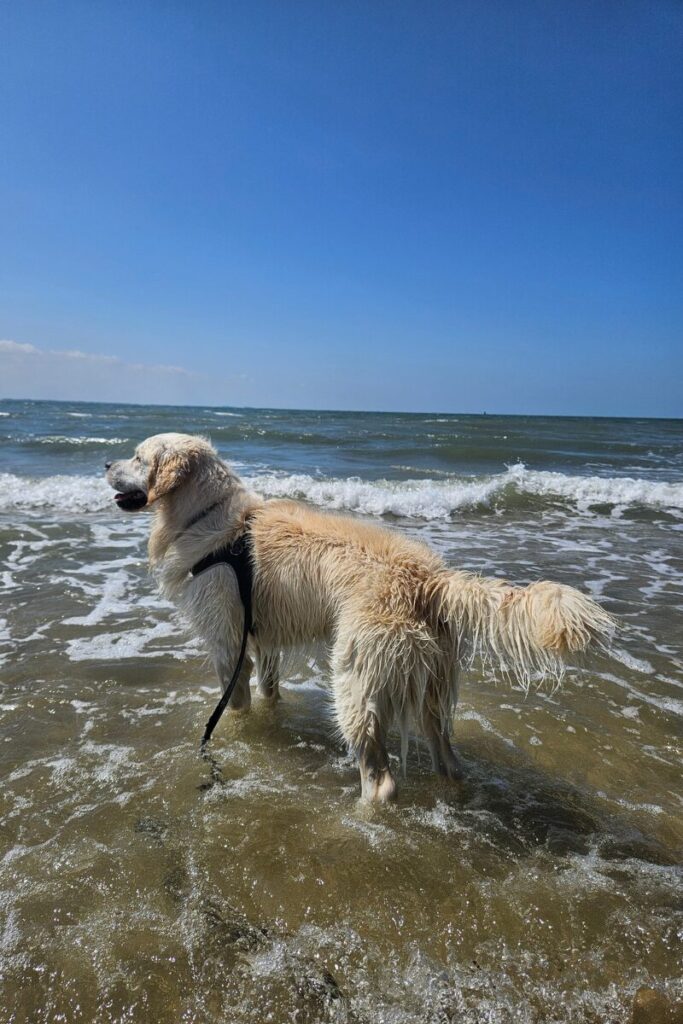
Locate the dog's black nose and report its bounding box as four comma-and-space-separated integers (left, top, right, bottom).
105, 461, 112, 470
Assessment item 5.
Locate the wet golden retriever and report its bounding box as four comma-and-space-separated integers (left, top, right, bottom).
106, 433, 613, 801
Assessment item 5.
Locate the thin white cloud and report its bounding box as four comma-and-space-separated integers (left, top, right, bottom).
0, 340, 37, 354
0, 339, 246, 406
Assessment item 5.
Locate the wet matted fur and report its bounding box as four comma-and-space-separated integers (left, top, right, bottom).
106, 433, 615, 802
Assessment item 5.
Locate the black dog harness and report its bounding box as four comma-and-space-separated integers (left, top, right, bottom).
190, 527, 255, 749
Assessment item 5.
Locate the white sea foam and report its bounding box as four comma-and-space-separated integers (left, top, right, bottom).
27, 435, 127, 445
65, 620, 190, 661
503, 464, 683, 511
1, 463, 682, 517
597, 672, 683, 717
62, 570, 132, 626
249, 471, 505, 517
0, 617, 11, 667
0, 472, 114, 512
611, 647, 655, 675
340, 815, 396, 849
0, 571, 17, 591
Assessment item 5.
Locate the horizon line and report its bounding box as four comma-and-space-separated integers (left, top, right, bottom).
0, 394, 681, 422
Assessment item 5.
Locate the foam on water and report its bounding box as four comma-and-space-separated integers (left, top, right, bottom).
597, 672, 683, 717
506, 463, 683, 510
21, 434, 128, 445
249, 470, 504, 517
0, 472, 114, 512
0, 617, 11, 666
65, 620, 194, 661
62, 569, 134, 626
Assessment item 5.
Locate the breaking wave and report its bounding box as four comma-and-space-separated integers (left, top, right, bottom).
1, 463, 682, 518
248, 463, 683, 518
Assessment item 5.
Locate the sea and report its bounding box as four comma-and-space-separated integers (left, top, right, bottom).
1, 399, 682, 1023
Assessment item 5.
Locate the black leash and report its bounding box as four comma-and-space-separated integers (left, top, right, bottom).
190, 530, 255, 750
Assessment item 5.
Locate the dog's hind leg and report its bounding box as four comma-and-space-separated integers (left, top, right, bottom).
422, 709, 463, 781
359, 718, 397, 803
332, 679, 397, 803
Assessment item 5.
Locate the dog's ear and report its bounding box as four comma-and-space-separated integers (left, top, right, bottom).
147, 446, 194, 503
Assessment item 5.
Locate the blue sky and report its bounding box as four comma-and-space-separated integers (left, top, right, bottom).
1, 2, 681, 415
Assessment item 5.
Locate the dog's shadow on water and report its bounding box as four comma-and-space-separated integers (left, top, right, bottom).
194, 685, 680, 870
416, 740, 680, 867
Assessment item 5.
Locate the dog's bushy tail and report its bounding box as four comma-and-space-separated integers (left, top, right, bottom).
437, 571, 616, 687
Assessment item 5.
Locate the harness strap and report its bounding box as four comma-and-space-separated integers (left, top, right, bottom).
191, 530, 255, 749
191, 533, 254, 634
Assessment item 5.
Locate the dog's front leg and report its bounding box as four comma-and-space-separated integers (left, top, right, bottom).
191, 570, 254, 713
212, 650, 253, 712
255, 648, 280, 702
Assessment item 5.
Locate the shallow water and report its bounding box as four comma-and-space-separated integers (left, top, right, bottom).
1, 401, 682, 1022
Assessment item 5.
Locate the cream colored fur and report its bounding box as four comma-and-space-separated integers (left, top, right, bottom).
106, 433, 615, 802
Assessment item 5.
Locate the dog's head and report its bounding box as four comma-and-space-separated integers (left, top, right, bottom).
105, 433, 216, 511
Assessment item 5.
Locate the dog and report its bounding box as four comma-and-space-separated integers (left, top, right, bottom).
105, 432, 614, 801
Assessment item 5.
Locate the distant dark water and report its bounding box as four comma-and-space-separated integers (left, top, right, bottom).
2, 400, 683, 482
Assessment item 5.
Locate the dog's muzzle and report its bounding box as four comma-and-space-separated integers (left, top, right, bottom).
114, 489, 148, 511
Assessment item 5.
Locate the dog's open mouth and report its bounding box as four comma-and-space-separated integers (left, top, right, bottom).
114, 489, 148, 511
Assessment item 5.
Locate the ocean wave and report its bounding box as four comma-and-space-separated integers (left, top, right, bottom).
248, 464, 683, 517
1, 464, 682, 517
249, 471, 503, 517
